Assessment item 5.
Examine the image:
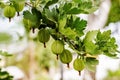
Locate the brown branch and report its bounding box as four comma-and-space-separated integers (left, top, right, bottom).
25, 2, 33, 7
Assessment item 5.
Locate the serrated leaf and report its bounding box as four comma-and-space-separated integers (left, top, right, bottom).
96, 30, 118, 57
60, 28, 77, 40
85, 41, 100, 55
63, 3, 72, 12
75, 19, 87, 36
58, 16, 78, 40
74, 1, 99, 14
67, 17, 87, 36
102, 38, 118, 57
78, 1, 92, 9
97, 30, 111, 41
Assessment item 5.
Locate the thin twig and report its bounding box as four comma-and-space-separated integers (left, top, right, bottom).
25, 2, 33, 7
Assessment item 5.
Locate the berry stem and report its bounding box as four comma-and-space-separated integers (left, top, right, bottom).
44, 42, 46, 48
56, 54, 58, 60
17, 12, 20, 16
9, 17, 11, 22
67, 63, 70, 68
78, 71, 81, 76
32, 28, 35, 33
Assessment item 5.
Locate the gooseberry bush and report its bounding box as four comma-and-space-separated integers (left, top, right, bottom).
0, 0, 119, 76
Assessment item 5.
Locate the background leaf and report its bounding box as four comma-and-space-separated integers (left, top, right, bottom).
0, 32, 12, 43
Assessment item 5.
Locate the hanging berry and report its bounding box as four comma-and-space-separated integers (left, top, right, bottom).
38, 28, 50, 48
4, 5, 16, 22
60, 49, 72, 68
51, 40, 64, 59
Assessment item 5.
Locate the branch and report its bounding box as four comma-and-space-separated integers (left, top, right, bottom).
25, 2, 33, 7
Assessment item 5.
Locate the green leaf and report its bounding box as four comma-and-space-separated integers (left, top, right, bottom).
85, 57, 99, 72
63, 3, 72, 12
45, 8, 58, 22
66, 15, 73, 28
0, 2, 5, 8
102, 38, 118, 57
72, 1, 99, 14
73, 0, 82, 3
85, 41, 100, 55
97, 30, 111, 41
106, 69, 120, 78
0, 32, 12, 43
10, 0, 25, 2
0, 50, 12, 57
31, 8, 42, 20
0, 69, 13, 80
66, 7, 83, 14
23, 10, 37, 22
67, 17, 87, 36
78, 1, 92, 9
84, 30, 98, 43
84, 7, 99, 14
106, 0, 120, 25
45, 0, 58, 8
60, 27, 77, 40
86, 57, 99, 65
23, 9, 41, 28
96, 30, 118, 57
59, 16, 78, 40
74, 19, 87, 36
104, 52, 117, 58
42, 15, 56, 29
58, 16, 67, 30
